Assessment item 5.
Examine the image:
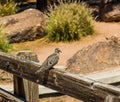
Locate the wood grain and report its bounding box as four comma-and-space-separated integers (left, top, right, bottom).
14, 51, 39, 102
0, 51, 120, 102
0, 88, 25, 102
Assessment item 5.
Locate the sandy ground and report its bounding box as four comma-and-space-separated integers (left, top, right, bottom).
13, 21, 120, 67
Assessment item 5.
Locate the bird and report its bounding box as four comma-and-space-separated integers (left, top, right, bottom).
35, 48, 62, 74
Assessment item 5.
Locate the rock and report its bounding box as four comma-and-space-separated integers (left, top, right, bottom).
99, 0, 120, 22
67, 36, 120, 74
0, 9, 46, 43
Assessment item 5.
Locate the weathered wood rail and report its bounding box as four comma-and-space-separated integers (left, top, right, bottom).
0, 88, 26, 102
0, 51, 120, 102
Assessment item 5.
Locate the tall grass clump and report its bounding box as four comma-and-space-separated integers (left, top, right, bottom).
0, 26, 12, 52
0, 0, 18, 17
46, 1, 94, 42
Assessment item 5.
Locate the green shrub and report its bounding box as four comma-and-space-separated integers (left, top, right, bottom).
0, 26, 12, 52
46, 2, 94, 42
0, 0, 18, 17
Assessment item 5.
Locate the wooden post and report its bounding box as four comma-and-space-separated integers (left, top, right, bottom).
0, 51, 120, 101
14, 51, 39, 102
36, 0, 47, 11
0, 88, 25, 102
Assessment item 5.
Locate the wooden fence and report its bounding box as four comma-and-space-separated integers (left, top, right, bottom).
0, 51, 120, 102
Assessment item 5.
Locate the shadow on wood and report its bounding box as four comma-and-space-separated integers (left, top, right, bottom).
0, 51, 120, 102
14, 51, 39, 102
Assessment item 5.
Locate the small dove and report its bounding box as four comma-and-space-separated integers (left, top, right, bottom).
35, 48, 62, 74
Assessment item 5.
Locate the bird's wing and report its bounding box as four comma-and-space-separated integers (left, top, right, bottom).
42, 53, 59, 68
48, 54, 59, 67
35, 53, 59, 73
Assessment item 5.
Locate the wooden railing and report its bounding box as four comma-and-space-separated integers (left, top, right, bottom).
0, 51, 120, 102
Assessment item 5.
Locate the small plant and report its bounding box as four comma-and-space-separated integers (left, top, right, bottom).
0, 26, 12, 52
46, 1, 94, 42
0, 0, 18, 17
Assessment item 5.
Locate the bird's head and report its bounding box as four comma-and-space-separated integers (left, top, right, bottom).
55, 48, 62, 53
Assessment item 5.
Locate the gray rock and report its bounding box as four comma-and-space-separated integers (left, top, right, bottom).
67, 36, 120, 74
0, 9, 46, 43
99, 0, 120, 22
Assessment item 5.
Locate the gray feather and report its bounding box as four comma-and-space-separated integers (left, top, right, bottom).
35, 48, 61, 74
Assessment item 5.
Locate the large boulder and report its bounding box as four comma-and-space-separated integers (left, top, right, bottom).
99, 0, 120, 22
0, 9, 46, 43
67, 36, 120, 74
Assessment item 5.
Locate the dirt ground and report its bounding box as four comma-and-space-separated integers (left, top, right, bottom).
13, 21, 120, 67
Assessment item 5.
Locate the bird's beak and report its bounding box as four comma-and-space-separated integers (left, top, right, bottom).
60, 50, 62, 53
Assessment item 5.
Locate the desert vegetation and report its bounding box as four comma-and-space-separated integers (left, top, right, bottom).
0, 0, 18, 17
0, 26, 12, 52
0, 0, 18, 52
46, 1, 94, 42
